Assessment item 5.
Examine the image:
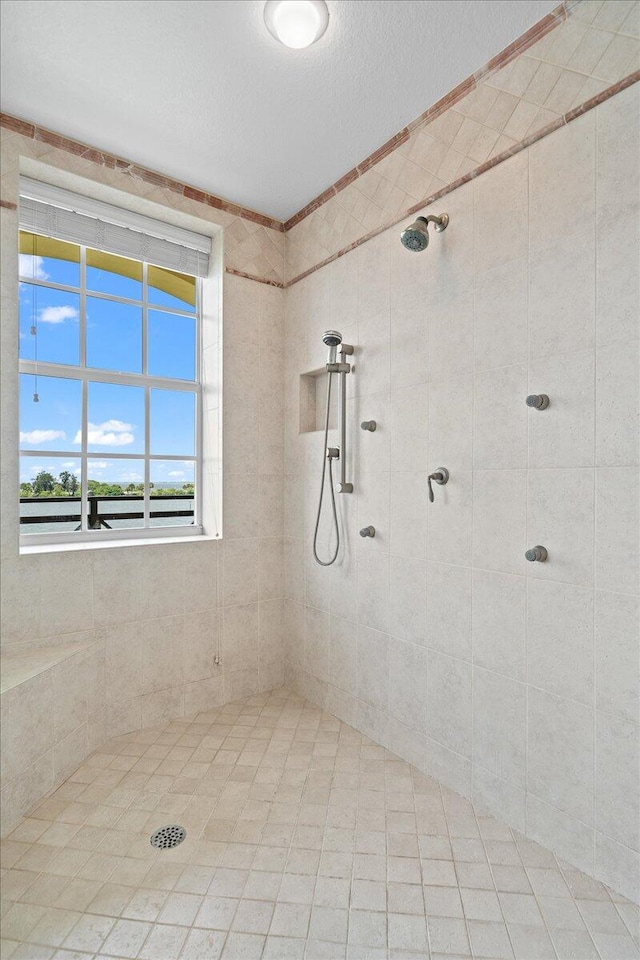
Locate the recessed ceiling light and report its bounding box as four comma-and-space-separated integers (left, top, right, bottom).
264, 0, 329, 49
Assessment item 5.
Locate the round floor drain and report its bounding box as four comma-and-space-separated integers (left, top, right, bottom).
150, 824, 186, 849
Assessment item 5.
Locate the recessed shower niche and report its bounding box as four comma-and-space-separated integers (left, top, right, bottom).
299, 367, 337, 433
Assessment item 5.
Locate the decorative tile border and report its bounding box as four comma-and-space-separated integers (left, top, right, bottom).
283, 3, 568, 231
0, 119, 286, 286
2, 0, 637, 289
225, 267, 285, 287
0, 113, 284, 232
284, 0, 640, 280
286, 70, 639, 286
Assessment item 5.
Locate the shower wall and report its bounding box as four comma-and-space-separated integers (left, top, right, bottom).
283, 83, 639, 901
0, 128, 286, 832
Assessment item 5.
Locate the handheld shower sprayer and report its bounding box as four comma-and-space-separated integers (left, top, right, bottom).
322, 330, 343, 365
400, 213, 449, 252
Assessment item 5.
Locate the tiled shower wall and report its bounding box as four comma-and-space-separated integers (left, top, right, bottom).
284, 0, 640, 281
282, 83, 639, 902
0, 131, 286, 831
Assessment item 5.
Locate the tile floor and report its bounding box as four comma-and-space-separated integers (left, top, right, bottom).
1, 688, 638, 960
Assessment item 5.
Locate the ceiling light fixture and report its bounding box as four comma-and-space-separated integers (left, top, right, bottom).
264, 0, 329, 49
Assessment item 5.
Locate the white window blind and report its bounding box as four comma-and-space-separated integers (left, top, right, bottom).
19, 177, 211, 278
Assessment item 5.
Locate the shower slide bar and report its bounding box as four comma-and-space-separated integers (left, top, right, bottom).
326, 341, 354, 494
313, 331, 353, 566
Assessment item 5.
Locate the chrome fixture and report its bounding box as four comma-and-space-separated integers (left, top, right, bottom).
526, 394, 550, 410
150, 825, 187, 849
323, 329, 342, 364
525, 545, 548, 562
400, 213, 449, 252
361, 420, 377, 432
427, 467, 449, 503
359, 526, 376, 538
313, 330, 354, 566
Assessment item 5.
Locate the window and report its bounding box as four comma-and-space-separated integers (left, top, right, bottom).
18, 179, 212, 546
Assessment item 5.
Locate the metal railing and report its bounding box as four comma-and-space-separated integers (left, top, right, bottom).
19, 493, 195, 529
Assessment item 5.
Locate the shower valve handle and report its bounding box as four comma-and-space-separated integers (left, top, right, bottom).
428, 467, 449, 502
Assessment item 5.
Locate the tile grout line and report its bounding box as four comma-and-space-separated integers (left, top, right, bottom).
524, 115, 532, 854
592, 92, 599, 887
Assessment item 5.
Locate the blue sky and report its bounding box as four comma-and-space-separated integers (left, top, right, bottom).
19, 249, 197, 485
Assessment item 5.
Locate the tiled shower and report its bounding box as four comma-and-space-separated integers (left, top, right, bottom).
0, 0, 639, 955
282, 89, 639, 905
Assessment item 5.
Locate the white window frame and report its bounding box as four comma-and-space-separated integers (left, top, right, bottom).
19, 243, 204, 546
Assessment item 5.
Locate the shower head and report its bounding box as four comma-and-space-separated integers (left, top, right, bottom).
322, 330, 343, 348
400, 213, 449, 252
323, 330, 343, 364
401, 219, 430, 252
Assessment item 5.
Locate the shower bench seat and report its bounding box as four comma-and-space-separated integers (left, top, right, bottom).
0, 637, 104, 835
1, 638, 97, 694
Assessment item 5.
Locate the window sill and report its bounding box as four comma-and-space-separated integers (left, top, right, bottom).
20, 532, 220, 555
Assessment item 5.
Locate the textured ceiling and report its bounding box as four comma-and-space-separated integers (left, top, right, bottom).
0, 0, 557, 219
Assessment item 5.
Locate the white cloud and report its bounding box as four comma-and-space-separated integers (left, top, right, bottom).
39, 304, 79, 324
168, 470, 185, 478
19, 429, 66, 444
74, 420, 135, 446
19, 254, 48, 280
119, 470, 143, 482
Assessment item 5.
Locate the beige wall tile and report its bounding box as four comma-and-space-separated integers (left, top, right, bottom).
1, 671, 55, 781
594, 589, 640, 722
527, 689, 594, 824
527, 579, 594, 704
595, 711, 640, 850
595, 339, 640, 466
474, 154, 528, 275
473, 667, 526, 787
426, 562, 472, 661
474, 258, 528, 372
527, 468, 595, 586
529, 229, 596, 359
472, 570, 526, 682
528, 351, 596, 468
474, 364, 528, 470
426, 650, 472, 758
595, 466, 639, 595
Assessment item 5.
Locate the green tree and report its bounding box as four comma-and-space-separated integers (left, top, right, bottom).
32, 471, 56, 495
59, 470, 72, 493
88, 480, 124, 497
20, 482, 33, 497
58, 470, 79, 495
